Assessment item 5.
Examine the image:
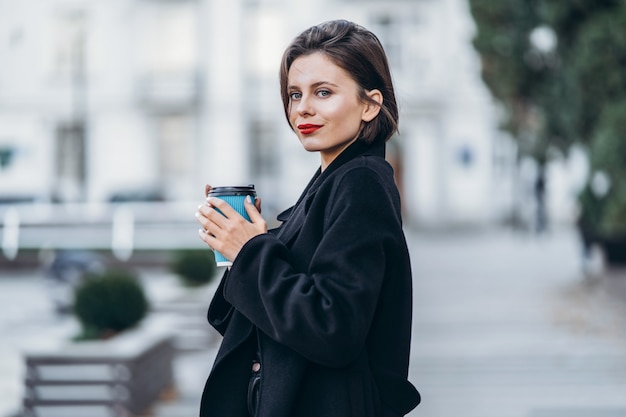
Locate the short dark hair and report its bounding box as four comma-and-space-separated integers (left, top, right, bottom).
279, 20, 398, 144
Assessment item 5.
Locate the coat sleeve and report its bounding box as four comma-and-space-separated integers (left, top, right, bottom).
223, 166, 402, 368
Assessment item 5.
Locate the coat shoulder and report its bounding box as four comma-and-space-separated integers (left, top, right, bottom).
325, 155, 400, 207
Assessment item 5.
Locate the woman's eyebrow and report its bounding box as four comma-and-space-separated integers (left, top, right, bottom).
288, 81, 339, 90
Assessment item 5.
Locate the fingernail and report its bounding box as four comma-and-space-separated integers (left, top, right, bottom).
194, 212, 199, 218
246, 195, 252, 203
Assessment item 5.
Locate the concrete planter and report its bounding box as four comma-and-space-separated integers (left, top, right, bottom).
22, 327, 175, 417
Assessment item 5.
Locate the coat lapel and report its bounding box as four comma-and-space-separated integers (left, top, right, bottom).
210, 310, 254, 369
276, 196, 309, 245
275, 167, 320, 245
208, 272, 255, 370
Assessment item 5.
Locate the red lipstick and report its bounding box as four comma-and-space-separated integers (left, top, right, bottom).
297, 124, 322, 134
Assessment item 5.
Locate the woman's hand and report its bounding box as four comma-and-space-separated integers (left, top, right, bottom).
196, 185, 266, 262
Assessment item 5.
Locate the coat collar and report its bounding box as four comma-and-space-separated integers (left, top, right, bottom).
278, 139, 385, 221
276, 139, 385, 243
318, 138, 385, 188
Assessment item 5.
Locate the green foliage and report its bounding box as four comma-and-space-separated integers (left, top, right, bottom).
470, 0, 626, 237
468, 0, 563, 162
73, 269, 149, 340
540, 0, 620, 44
470, 1, 543, 101
590, 102, 626, 176
563, 10, 626, 144
587, 100, 626, 235
170, 249, 217, 287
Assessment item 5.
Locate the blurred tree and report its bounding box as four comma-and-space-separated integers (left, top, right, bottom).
548, 1, 626, 244
588, 100, 626, 236
468, 0, 559, 164
469, 0, 625, 159
470, 0, 626, 257
541, 0, 625, 145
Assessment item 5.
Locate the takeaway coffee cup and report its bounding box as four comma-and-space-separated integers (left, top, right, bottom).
207, 185, 257, 267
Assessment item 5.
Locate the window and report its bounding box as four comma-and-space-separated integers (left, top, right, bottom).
54, 121, 86, 202
369, 7, 433, 88
156, 114, 194, 199
137, 2, 197, 74
372, 14, 402, 71
157, 114, 191, 176
249, 119, 277, 176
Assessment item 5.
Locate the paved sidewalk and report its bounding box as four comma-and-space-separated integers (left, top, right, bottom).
407, 227, 626, 417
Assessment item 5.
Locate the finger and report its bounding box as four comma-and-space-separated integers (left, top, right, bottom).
194, 208, 211, 231
244, 196, 263, 223
197, 205, 226, 233
196, 204, 225, 233
205, 184, 212, 197
254, 197, 262, 213
198, 227, 217, 247
196, 204, 211, 219
206, 197, 239, 222
196, 203, 212, 219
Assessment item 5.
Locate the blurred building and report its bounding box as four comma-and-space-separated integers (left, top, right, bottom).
1, 0, 580, 254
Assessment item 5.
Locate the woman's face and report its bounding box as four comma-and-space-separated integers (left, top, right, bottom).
287, 52, 381, 170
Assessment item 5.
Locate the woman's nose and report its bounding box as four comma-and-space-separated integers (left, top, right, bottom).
296, 95, 314, 116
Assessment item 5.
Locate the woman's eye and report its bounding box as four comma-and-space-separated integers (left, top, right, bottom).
289, 92, 302, 100
317, 89, 331, 97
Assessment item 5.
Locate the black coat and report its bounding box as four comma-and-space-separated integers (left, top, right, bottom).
199, 139, 420, 417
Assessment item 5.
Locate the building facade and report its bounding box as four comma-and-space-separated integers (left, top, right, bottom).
2, 0, 579, 245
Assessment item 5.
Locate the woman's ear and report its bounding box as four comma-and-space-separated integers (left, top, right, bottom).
362, 89, 383, 122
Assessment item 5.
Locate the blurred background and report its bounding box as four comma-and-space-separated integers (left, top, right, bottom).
1, 0, 625, 416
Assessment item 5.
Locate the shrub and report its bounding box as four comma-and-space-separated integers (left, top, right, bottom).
73, 269, 149, 340
170, 249, 217, 287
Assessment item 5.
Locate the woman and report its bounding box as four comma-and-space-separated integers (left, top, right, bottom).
195, 19, 420, 417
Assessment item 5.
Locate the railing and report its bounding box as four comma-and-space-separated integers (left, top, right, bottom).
0, 201, 204, 261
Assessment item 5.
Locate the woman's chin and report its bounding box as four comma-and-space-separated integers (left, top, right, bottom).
299, 140, 320, 153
